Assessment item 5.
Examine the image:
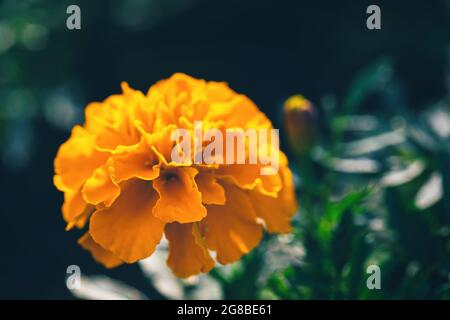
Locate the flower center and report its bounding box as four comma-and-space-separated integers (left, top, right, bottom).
162, 171, 179, 183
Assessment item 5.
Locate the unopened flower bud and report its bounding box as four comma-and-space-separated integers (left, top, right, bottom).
283, 95, 317, 155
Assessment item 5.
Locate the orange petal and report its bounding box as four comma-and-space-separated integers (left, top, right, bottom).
82, 164, 120, 206
65, 205, 93, 231
249, 165, 297, 233
85, 88, 144, 151
200, 184, 263, 264
195, 172, 225, 205
54, 126, 108, 191
109, 126, 176, 183
278, 165, 297, 215
152, 167, 207, 223
206, 94, 271, 129
166, 222, 214, 278
78, 233, 123, 268
110, 139, 160, 183
150, 124, 190, 167
89, 180, 165, 263
216, 163, 282, 196
151, 125, 177, 163
62, 187, 86, 225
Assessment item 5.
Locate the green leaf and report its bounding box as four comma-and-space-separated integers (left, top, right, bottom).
342, 58, 393, 115
318, 188, 372, 242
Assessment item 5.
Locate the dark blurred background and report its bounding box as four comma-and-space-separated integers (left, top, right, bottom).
0, 0, 449, 298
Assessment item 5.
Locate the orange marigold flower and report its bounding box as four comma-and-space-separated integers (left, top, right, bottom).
54, 73, 297, 278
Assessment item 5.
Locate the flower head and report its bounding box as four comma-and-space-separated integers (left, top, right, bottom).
54, 73, 297, 277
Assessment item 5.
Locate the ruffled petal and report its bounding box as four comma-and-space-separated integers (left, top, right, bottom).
166, 222, 214, 278
200, 184, 263, 264
195, 171, 225, 205
82, 164, 120, 206
78, 233, 123, 268
216, 164, 282, 196
54, 126, 108, 191
65, 206, 92, 231
110, 140, 160, 183
152, 167, 207, 223
206, 95, 271, 129
85, 87, 145, 151
109, 125, 176, 183
89, 179, 165, 263
61, 187, 88, 229
249, 159, 297, 233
